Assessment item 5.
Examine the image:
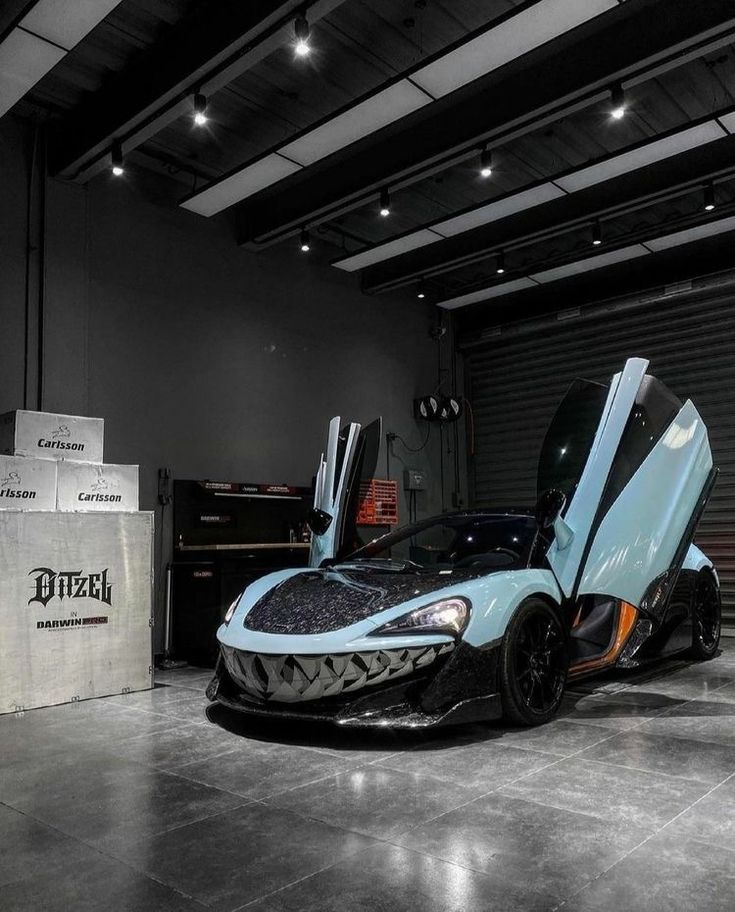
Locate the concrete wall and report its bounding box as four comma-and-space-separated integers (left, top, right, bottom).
0, 116, 467, 649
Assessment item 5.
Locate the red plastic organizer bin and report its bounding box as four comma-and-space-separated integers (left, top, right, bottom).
356, 479, 399, 525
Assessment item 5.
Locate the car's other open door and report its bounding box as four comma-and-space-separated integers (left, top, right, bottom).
309, 416, 381, 567
539, 358, 714, 614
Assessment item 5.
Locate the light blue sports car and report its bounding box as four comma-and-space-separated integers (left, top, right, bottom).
207, 357, 720, 727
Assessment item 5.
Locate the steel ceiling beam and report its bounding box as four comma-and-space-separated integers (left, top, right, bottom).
233, 0, 735, 247
454, 235, 735, 335
48, 0, 349, 181
360, 130, 735, 294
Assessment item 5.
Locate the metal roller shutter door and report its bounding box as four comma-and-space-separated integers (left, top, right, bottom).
464, 287, 735, 627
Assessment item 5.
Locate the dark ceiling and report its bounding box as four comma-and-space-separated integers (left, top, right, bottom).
5, 0, 735, 331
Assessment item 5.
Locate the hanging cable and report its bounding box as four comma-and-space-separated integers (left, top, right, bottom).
389, 425, 432, 453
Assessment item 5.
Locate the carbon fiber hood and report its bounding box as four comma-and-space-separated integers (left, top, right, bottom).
243, 566, 479, 635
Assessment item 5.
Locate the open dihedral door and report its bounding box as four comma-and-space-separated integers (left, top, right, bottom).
540, 357, 714, 616
309, 417, 381, 567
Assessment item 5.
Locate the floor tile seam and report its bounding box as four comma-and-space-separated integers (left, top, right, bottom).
4, 747, 262, 801
550, 769, 735, 909
251, 788, 463, 844
384, 754, 570, 839
670, 833, 735, 857
565, 752, 735, 786
568, 674, 735, 716
102, 703, 210, 723
488, 713, 666, 825
650, 680, 735, 719
634, 726, 735, 749
389, 719, 644, 838
0, 800, 212, 906
231, 841, 382, 911
488, 724, 632, 758
293, 743, 404, 763
73, 797, 255, 856
403, 736, 563, 761
167, 759, 377, 802
247, 740, 399, 765
155, 741, 296, 774
88, 721, 196, 749
376, 833, 593, 908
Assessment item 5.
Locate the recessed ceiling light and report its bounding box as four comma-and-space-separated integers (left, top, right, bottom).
496, 251, 505, 274
592, 219, 602, 246
610, 83, 626, 120
480, 147, 492, 178
300, 228, 310, 252
111, 141, 124, 176
703, 180, 716, 211
193, 93, 208, 127
379, 188, 391, 217
294, 15, 310, 56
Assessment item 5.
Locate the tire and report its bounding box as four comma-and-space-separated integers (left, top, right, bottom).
499, 597, 569, 726
688, 570, 721, 661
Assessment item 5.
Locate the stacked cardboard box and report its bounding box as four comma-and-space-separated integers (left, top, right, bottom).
0, 409, 151, 713
0, 409, 139, 511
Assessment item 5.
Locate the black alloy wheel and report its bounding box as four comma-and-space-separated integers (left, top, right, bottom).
689, 570, 721, 660
500, 598, 569, 726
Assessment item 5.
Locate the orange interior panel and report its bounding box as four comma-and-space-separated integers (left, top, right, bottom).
569, 600, 638, 676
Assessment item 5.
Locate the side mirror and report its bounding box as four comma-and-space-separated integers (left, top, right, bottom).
307, 508, 333, 536
535, 489, 566, 529
535, 488, 574, 551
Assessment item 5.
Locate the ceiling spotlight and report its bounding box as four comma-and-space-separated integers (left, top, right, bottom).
610, 83, 626, 120
300, 228, 310, 252
111, 141, 124, 176
379, 188, 391, 217
480, 146, 492, 178
496, 251, 505, 275
592, 219, 603, 246
193, 93, 208, 126
704, 180, 716, 212
294, 14, 310, 56
417, 279, 426, 299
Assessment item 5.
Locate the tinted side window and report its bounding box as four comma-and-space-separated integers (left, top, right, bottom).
598, 375, 681, 516
537, 379, 609, 506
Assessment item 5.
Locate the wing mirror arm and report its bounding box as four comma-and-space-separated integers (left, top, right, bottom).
552, 515, 574, 551
535, 488, 574, 551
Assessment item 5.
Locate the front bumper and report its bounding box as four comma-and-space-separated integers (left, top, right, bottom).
207, 639, 502, 728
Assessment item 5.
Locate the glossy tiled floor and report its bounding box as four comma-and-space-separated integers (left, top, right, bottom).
3, 644, 735, 911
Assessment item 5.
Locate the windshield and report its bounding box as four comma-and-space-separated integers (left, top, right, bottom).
344, 513, 537, 572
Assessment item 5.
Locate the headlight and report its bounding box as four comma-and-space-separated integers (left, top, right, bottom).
370, 597, 470, 637
224, 597, 239, 624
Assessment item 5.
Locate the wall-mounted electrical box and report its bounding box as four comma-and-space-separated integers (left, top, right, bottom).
404, 468, 427, 491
